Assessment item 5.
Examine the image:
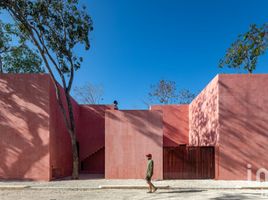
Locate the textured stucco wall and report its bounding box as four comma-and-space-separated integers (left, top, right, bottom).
49, 80, 80, 180
3, 73, 268, 181
189, 75, 219, 146
218, 74, 268, 180
0, 74, 50, 180
151, 105, 189, 146
77, 105, 113, 173
189, 75, 219, 179
81, 148, 105, 174
189, 74, 268, 180
105, 110, 163, 179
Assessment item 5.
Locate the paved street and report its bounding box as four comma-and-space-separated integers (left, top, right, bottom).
1, 189, 268, 200
2, 178, 268, 199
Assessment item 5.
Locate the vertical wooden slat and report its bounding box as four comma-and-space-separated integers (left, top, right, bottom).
163, 146, 215, 179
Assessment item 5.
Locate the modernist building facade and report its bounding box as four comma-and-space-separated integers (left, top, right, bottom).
0, 74, 268, 181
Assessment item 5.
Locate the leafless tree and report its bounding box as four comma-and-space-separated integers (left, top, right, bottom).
74, 83, 104, 104
148, 80, 178, 104
148, 79, 195, 105
178, 89, 196, 104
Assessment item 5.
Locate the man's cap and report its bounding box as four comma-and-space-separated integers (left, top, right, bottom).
146, 154, 152, 157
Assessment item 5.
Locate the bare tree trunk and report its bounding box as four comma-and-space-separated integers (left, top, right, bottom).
65, 92, 79, 179
6, 4, 81, 179
69, 129, 79, 179
52, 82, 80, 179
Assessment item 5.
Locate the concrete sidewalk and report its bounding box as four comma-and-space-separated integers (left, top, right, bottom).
1, 175, 268, 190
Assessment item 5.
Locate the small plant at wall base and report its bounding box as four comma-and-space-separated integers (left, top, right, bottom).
219, 23, 268, 73
0, 0, 93, 179
0, 20, 44, 73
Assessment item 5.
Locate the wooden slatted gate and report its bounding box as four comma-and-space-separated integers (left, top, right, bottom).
163, 146, 215, 179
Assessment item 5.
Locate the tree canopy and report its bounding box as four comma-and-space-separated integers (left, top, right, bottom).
0, 20, 44, 73
148, 79, 195, 105
178, 89, 195, 104
0, 0, 93, 179
219, 24, 268, 73
74, 83, 104, 104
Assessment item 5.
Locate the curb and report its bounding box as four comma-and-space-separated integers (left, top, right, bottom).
30, 186, 98, 190
0, 185, 30, 189
98, 185, 170, 189
241, 187, 268, 190
1, 185, 268, 190
98, 186, 268, 190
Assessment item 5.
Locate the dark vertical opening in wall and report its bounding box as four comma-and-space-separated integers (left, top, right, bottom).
80, 147, 105, 175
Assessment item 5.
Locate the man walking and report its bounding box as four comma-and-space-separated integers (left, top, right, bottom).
145, 154, 157, 193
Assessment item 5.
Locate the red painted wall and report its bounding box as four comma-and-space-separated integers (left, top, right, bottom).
49, 79, 80, 180
3, 73, 268, 181
189, 74, 268, 180
0, 74, 50, 180
105, 110, 163, 179
218, 74, 268, 180
81, 148, 105, 174
189, 75, 219, 147
151, 105, 189, 146
77, 105, 113, 174
189, 75, 220, 180
0, 74, 112, 180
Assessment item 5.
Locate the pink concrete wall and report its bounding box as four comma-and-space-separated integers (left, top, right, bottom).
105, 110, 163, 179
189, 75, 219, 146
218, 74, 268, 180
151, 105, 189, 146
0, 73, 113, 180
189, 75, 219, 179
49, 80, 80, 180
81, 148, 105, 174
77, 105, 113, 174
0, 74, 50, 180
189, 74, 268, 180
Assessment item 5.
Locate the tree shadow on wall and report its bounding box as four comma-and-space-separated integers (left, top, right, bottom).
123, 110, 163, 147
217, 80, 268, 179
190, 84, 218, 147
105, 109, 188, 151
190, 78, 268, 179
0, 75, 49, 180
77, 105, 114, 160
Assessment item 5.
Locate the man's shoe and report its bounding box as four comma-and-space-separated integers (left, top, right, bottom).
152, 187, 158, 193
147, 191, 152, 193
